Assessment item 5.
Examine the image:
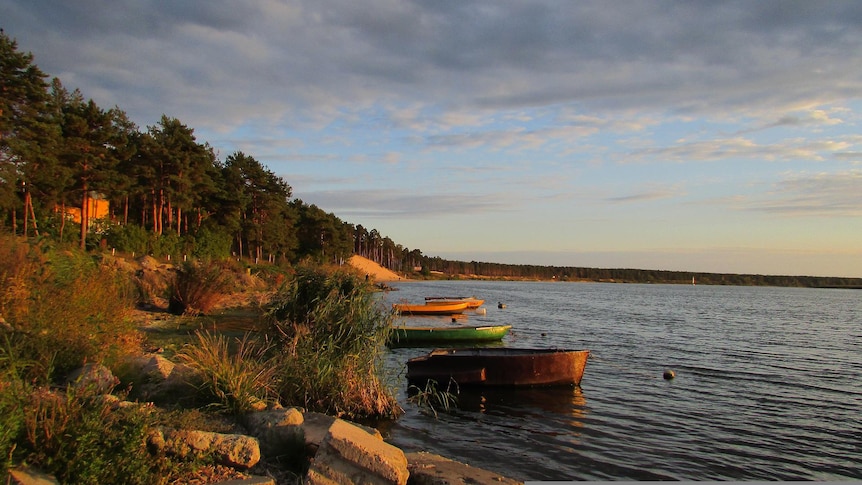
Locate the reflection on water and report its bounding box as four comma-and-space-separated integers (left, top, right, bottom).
455, 386, 587, 424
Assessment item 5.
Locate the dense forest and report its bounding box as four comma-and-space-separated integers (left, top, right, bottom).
3, 32, 861, 288
1, 31, 425, 271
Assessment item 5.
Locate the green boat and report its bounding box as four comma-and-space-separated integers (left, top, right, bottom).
387, 324, 512, 347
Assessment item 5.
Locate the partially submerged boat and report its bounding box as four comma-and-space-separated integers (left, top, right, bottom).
387, 324, 512, 347
393, 301, 469, 315
406, 347, 589, 387
424, 296, 485, 309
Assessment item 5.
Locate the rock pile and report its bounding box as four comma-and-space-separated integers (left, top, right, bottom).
9, 357, 522, 485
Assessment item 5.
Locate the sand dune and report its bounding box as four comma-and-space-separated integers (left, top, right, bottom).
348, 255, 406, 282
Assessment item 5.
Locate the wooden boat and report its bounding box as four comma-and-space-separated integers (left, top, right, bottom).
392, 301, 469, 315
424, 296, 485, 309
388, 324, 512, 346
406, 347, 589, 387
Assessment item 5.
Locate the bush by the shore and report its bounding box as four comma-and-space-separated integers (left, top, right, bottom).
0, 235, 399, 483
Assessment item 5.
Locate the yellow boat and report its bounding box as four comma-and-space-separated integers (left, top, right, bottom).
424, 296, 485, 309
393, 301, 469, 315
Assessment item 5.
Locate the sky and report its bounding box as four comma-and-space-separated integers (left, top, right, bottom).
3, 1, 862, 278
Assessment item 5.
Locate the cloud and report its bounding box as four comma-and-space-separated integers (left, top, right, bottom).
743, 170, 862, 217
605, 186, 684, 204
6, 0, 862, 132
629, 136, 852, 164
297, 189, 513, 218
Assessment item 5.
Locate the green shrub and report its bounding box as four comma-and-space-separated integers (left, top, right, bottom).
13, 382, 170, 485
266, 265, 400, 419
191, 228, 233, 260
149, 233, 181, 259
0, 236, 141, 383
0, 372, 26, 473
104, 223, 150, 255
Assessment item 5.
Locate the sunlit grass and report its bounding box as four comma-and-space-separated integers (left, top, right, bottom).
407, 379, 459, 418
266, 265, 401, 419
176, 330, 279, 414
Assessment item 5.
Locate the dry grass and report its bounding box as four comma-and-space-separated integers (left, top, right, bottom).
0, 235, 142, 381
176, 330, 280, 414
266, 265, 401, 419
167, 261, 233, 316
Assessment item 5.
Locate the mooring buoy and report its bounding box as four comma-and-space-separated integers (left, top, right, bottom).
663, 369, 676, 380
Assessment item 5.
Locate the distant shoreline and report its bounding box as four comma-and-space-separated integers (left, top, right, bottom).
349, 255, 862, 288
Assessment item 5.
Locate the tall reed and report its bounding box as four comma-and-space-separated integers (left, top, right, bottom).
176, 330, 279, 414
266, 265, 400, 419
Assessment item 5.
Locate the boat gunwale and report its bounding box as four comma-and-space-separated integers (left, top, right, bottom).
392, 301, 470, 314
391, 324, 512, 332
406, 347, 590, 387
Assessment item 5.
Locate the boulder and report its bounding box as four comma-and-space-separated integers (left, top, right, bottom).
302, 411, 382, 455
120, 354, 197, 402
306, 418, 408, 485
244, 407, 305, 457
149, 428, 261, 470
8, 466, 59, 485
65, 363, 118, 393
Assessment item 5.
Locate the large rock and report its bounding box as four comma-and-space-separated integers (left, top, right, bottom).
405, 452, 522, 485
120, 354, 197, 402
306, 418, 408, 485
8, 467, 59, 485
244, 407, 305, 457
65, 363, 118, 393
302, 411, 382, 454
149, 428, 261, 470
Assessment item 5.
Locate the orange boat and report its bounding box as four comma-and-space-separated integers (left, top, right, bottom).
393, 301, 469, 315
424, 296, 485, 309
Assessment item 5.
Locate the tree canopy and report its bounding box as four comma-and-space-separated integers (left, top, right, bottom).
0, 30, 431, 272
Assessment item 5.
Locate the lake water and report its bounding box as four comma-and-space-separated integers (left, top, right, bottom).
374, 280, 861, 481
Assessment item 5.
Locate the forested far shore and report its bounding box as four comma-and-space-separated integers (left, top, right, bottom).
417, 257, 862, 288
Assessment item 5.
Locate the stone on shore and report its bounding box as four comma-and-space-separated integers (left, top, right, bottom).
149, 428, 261, 470
8, 467, 59, 485
301, 411, 382, 454
243, 407, 306, 457
306, 418, 409, 485
64, 363, 118, 393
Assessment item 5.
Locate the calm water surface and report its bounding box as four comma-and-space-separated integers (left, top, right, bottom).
375, 281, 861, 481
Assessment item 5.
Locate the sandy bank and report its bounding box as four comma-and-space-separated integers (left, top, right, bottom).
348, 255, 408, 282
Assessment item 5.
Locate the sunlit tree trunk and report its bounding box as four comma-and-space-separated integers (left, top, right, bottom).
79, 178, 89, 249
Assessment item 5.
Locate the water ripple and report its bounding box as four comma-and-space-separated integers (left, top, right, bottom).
380, 282, 862, 480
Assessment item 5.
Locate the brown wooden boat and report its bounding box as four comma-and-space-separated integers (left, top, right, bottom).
406, 347, 589, 387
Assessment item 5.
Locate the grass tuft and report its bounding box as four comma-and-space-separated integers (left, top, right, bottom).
407, 379, 459, 418
176, 330, 279, 414
167, 260, 233, 316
